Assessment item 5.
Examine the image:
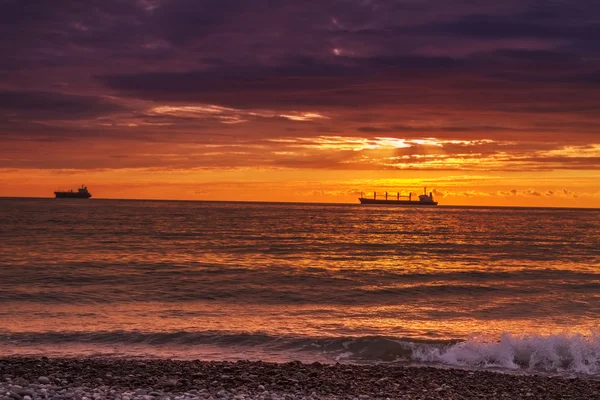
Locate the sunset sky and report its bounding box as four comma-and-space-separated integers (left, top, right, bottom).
1, 0, 599, 206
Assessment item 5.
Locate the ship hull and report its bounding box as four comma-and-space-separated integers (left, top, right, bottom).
54, 192, 92, 199
359, 198, 437, 206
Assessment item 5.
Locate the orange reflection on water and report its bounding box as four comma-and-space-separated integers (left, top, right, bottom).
2, 300, 597, 341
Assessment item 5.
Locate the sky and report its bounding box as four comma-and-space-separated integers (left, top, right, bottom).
1, 0, 599, 206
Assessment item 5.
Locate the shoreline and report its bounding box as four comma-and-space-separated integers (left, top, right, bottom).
1, 357, 598, 400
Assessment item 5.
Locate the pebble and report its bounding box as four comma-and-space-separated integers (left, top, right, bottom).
0, 357, 597, 400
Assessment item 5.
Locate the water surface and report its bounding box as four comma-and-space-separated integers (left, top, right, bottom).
1, 199, 598, 375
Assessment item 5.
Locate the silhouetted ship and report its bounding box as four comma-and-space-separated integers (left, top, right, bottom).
54, 185, 92, 199
359, 187, 437, 206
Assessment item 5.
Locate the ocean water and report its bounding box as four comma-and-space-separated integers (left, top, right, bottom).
0, 198, 599, 376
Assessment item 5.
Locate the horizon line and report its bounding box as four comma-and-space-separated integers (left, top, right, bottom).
1, 196, 599, 210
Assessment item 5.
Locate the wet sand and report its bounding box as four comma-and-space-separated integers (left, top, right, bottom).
1, 357, 598, 399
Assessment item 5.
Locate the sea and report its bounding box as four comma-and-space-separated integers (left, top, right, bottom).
0, 198, 599, 376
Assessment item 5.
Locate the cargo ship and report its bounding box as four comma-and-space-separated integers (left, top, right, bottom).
54, 185, 92, 199
359, 187, 437, 206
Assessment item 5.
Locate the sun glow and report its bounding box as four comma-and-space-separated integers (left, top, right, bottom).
279, 112, 329, 121
149, 105, 329, 123
276, 136, 496, 153
150, 105, 236, 115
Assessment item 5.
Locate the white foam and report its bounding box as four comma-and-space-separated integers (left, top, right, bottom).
334, 351, 354, 361
412, 332, 600, 375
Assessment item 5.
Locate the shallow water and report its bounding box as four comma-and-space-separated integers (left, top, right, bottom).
0, 198, 599, 375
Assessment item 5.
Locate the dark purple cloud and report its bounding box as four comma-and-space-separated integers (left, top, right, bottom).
416, 11, 600, 42
1, 0, 599, 170
0, 90, 126, 120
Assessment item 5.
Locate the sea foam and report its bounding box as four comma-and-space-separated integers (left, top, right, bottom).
2, 330, 600, 376
412, 332, 600, 375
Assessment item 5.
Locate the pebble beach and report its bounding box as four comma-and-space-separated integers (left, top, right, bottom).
1, 358, 599, 400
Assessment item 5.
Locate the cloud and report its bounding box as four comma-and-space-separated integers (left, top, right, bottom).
0, 90, 126, 120
97, 61, 364, 109
0, 0, 599, 178
2, 130, 599, 171
495, 188, 585, 198
146, 104, 329, 124
415, 12, 599, 41
96, 51, 600, 124
423, 187, 596, 199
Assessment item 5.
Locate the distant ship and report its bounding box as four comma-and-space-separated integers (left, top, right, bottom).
359, 187, 438, 206
54, 185, 92, 199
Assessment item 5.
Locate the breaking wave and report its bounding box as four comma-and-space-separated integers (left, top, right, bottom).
413, 332, 600, 376
1, 331, 599, 376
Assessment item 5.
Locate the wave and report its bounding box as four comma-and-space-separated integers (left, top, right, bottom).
1, 270, 599, 305
1, 331, 599, 376
0, 331, 427, 360
413, 332, 600, 376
